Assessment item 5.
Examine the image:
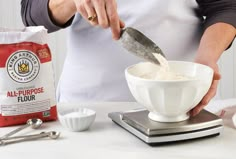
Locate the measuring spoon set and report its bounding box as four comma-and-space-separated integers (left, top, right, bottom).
0, 118, 60, 146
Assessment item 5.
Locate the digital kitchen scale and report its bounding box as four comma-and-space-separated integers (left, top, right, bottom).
108, 109, 223, 145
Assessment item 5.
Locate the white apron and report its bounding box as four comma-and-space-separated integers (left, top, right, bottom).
57, 0, 203, 102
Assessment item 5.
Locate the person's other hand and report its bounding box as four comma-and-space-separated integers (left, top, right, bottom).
73, 0, 125, 40
190, 60, 221, 116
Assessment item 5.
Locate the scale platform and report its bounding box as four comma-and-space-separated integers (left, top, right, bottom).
108, 109, 223, 145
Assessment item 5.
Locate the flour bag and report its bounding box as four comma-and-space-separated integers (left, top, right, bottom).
0, 26, 57, 127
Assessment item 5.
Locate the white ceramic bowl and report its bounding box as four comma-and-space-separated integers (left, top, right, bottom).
58, 107, 96, 132
125, 61, 213, 122
232, 113, 236, 128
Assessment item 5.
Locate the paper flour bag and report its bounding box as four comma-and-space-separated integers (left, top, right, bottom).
0, 26, 57, 127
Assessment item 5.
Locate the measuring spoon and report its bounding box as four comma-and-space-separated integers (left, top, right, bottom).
0, 118, 43, 139
119, 27, 165, 65
0, 131, 60, 145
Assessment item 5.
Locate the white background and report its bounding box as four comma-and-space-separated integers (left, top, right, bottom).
0, 0, 235, 99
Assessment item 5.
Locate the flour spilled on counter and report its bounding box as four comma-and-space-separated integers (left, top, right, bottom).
140, 53, 192, 80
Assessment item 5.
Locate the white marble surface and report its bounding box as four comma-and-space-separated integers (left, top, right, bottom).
0, 100, 236, 159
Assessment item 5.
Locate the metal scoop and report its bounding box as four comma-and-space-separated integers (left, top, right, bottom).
0, 131, 60, 145
0, 118, 43, 139
119, 27, 165, 65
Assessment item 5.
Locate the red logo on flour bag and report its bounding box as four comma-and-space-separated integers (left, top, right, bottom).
0, 26, 57, 127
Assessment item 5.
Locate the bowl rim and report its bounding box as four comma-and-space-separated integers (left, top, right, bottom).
125, 60, 213, 83
58, 107, 96, 119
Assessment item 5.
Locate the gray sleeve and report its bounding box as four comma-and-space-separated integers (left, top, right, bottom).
21, 0, 74, 33
196, 0, 236, 29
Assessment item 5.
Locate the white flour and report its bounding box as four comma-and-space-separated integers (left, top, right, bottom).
63, 112, 87, 118
140, 53, 192, 80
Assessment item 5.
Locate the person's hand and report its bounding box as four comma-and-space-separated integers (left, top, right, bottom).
190, 60, 221, 116
73, 0, 125, 40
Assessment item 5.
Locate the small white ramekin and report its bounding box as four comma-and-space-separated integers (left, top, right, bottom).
58, 107, 96, 132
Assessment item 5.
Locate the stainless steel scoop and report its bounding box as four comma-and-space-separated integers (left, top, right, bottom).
119, 27, 165, 65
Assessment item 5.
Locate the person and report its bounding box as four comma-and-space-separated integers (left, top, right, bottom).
21, 0, 236, 116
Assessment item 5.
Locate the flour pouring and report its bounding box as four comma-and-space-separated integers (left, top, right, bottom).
119, 27, 165, 65
140, 53, 194, 81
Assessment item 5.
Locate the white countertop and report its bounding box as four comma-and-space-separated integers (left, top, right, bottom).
0, 99, 236, 159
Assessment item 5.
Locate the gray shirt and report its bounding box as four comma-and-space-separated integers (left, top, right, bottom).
21, 0, 236, 33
